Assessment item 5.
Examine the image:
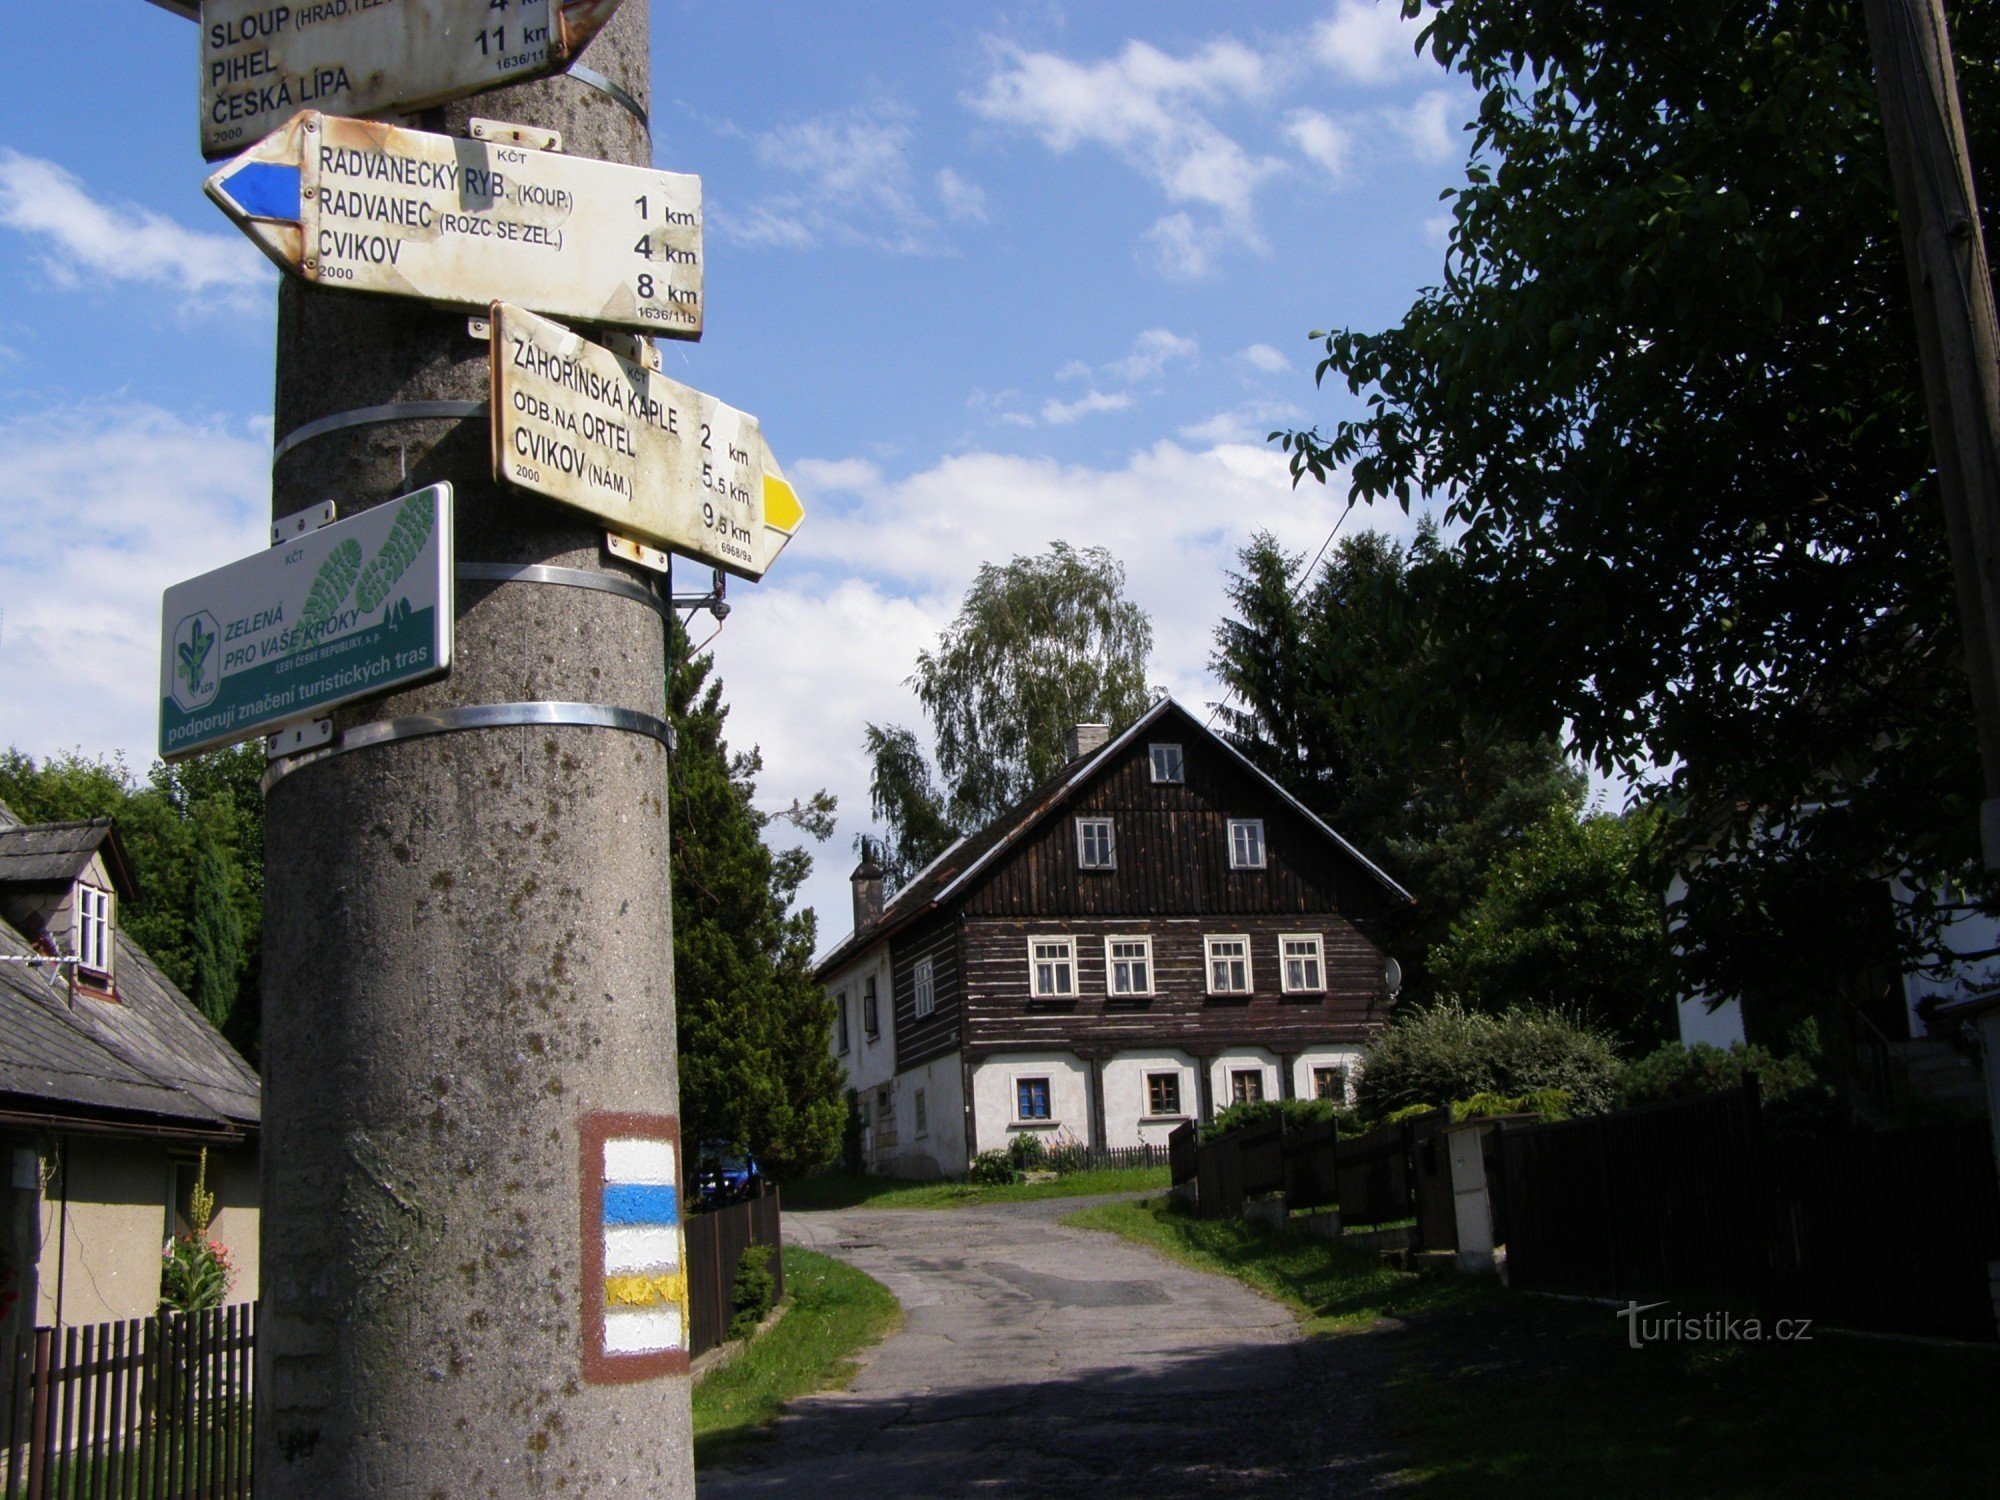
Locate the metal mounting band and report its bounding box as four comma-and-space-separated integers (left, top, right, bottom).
457, 561, 671, 624
272, 399, 488, 465
263, 701, 674, 792
566, 65, 650, 131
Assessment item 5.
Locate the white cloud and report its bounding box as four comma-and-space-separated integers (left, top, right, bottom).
1284, 108, 1356, 182
969, 37, 1284, 274
1104, 328, 1199, 383
1393, 90, 1460, 164
0, 404, 270, 768
1239, 343, 1293, 374
1041, 389, 1132, 425
1178, 400, 1306, 445
713, 105, 942, 253
1141, 212, 1232, 281
0, 150, 267, 303
1312, 0, 1431, 84
935, 167, 988, 223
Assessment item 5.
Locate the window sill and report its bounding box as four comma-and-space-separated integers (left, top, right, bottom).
1138, 1114, 1189, 1126
1008, 1120, 1059, 1131
1204, 992, 1253, 1004
1280, 989, 1327, 1000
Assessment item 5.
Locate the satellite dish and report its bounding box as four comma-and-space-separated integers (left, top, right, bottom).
1383, 957, 1403, 996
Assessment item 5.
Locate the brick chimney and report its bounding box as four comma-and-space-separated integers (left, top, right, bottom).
1064, 723, 1112, 761
851, 842, 886, 934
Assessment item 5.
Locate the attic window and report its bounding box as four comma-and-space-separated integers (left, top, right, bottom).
1149, 744, 1184, 784
76, 886, 112, 978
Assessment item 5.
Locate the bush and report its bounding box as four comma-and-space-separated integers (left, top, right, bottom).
1356, 1001, 1620, 1119
1451, 1087, 1574, 1123
1205, 1096, 1350, 1142
1614, 1041, 1819, 1109
968, 1149, 1018, 1185
1007, 1133, 1048, 1171
728, 1243, 777, 1342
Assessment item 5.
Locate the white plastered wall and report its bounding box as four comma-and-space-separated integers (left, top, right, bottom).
875, 1050, 967, 1180
1102, 1051, 1198, 1149
824, 948, 895, 1097
1290, 1047, 1364, 1105
969, 1052, 1090, 1156
1208, 1047, 1281, 1116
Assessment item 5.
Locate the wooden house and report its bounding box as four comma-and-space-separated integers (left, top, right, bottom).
817, 697, 1410, 1177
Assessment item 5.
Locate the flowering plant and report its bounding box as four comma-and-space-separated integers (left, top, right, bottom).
158, 1148, 234, 1313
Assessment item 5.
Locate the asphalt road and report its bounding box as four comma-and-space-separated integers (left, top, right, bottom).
697, 1195, 1399, 1497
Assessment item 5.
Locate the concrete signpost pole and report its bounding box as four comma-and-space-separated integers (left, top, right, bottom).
254, 2, 695, 1492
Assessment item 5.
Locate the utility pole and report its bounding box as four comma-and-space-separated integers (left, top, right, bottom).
1864, 0, 2000, 867
253, 3, 695, 1491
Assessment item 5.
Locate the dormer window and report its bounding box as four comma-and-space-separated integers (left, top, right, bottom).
1149, 743, 1184, 784
76, 886, 112, 978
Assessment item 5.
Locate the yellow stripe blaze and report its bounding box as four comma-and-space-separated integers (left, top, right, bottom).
604, 1271, 688, 1310
763, 473, 804, 533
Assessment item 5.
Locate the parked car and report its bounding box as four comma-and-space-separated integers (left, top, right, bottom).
693, 1141, 762, 1209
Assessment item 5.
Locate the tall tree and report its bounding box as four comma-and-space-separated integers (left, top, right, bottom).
865, 542, 1154, 888
1277, 1, 2000, 1011
669, 627, 844, 1179
1213, 527, 1584, 1000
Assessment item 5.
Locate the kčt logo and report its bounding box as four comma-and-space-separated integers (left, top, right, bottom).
171, 611, 221, 712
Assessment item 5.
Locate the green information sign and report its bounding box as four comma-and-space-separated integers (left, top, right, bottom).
159, 484, 454, 760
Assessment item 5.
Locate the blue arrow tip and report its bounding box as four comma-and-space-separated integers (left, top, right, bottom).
220, 161, 301, 224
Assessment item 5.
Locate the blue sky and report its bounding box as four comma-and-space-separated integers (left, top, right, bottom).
0, 0, 1471, 940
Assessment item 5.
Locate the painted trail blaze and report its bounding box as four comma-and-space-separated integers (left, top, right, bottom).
581, 1113, 688, 1382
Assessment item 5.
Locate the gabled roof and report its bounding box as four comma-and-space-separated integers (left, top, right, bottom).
817, 695, 1412, 975
0, 805, 256, 1137
0, 818, 136, 897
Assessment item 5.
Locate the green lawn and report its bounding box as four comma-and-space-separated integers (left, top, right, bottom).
692, 1247, 901, 1469
1067, 1196, 2000, 1498
780, 1165, 1169, 1211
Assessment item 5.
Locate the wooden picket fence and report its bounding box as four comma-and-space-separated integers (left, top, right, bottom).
0, 1304, 253, 1499
684, 1187, 784, 1358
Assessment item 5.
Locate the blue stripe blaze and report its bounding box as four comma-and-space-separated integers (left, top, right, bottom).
602, 1183, 679, 1227
223, 161, 301, 223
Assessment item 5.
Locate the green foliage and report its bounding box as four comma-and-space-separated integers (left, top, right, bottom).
1430, 805, 1672, 1048
1005, 1133, 1048, 1170
159, 1151, 233, 1314
1204, 1096, 1346, 1142
1450, 1088, 1573, 1124
728, 1243, 777, 1342
1278, 1, 2000, 1024
669, 627, 843, 1180
1212, 528, 1585, 1004
1615, 1041, 1824, 1112
0, 746, 263, 1056
967, 1150, 1018, 1186
1356, 1000, 1620, 1119
864, 542, 1153, 890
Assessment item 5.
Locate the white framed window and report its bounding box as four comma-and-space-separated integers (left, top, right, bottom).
1230, 1069, 1266, 1106
1149, 743, 1184, 784
76, 886, 111, 977
1015, 1076, 1053, 1121
1228, 819, 1266, 870
1205, 935, 1252, 995
863, 975, 879, 1037
1146, 1072, 1182, 1117
1105, 935, 1154, 997
914, 956, 936, 1017
835, 990, 849, 1053
914, 1088, 929, 1137
1281, 934, 1325, 993
1075, 817, 1116, 870
1029, 936, 1078, 998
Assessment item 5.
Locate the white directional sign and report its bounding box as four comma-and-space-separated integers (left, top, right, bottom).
490, 303, 803, 580
160, 485, 454, 760
199, 0, 624, 159
206, 112, 702, 337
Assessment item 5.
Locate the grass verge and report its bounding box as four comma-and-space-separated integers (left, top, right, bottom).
692, 1247, 901, 1469
781, 1165, 1169, 1211
1066, 1195, 2000, 1497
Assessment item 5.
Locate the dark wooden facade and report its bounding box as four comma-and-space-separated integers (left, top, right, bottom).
866, 702, 1402, 1081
